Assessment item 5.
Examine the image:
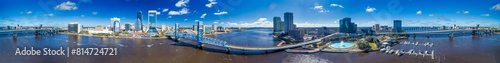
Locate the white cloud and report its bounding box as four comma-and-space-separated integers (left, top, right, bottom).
44, 14, 54, 16
162, 9, 169, 12
200, 13, 207, 18
366, 6, 376, 12
213, 21, 218, 23
330, 3, 344, 8
239, 18, 273, 27
463, 10, 469, 14
416, 11, 422, 14
428, 14, 434, 16
205, 0, 217, 8
168, 8, 190, 15
195, 20, 199, 22
481, 14, 490, 16
214, 11, 228, 15
81, 15, 84, 17
313, 5, 329, 13
184, 19, 188, 21
92, 12, 97, 15
168, 16, 172, 18
175, 0, 189, 7
54, 1, 78, 10
456, 11, 460, 14
26, 11, 32, 14
491, 3, 500, 11
156, 12, 161, 15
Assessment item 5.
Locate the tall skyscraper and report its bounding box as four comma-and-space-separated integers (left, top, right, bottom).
111, 17, 120, 32
68, 22, 82, 33
273, 16, 283, 32
161, 25, 166, 32
147, 10, 158, 34
393, 20, 402, 32
212, 24, 217, 31
284, 12, 293, 33
135, 11, 143, 32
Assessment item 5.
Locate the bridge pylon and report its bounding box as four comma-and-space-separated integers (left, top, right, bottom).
196, 21, 204, 48
174, 23, 180, 42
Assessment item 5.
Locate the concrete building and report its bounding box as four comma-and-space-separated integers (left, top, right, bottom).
68, 22, 82, 33
217, 26, 225, 32
147, 10, 158, 34
161, 25, 166, 32
393, 20, 402, 32
288, 29, 305, 39
111, 17, 120, 32
125, 23, 133, 31
284, 12, 294, 33
95, 25, 104, 31
212, 24, 217, 31
318, 26, 329, 36
380, 25, 389, 31
88, 25, 113, 34
373, 24, 380, 31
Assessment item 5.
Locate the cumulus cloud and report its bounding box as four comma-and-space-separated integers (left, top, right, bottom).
194, 20, 199, 22
205, 0, 217, 8
491, 3, 500, 11
416, 11, 422, 14
456, 11, 460, 14
330, 3, 344, 8
200, 13, 207, 18
44, 14, 54, 16
214, 11, 228, 15
162, 9, 169, 12
54, 1, 78, 10
26, 11, 32, 14
175, 0, 189, 7
92, 12, 97, 15
481, 14, 490, 16
239, 18, 273, 27
168, 8, 189, 15
184, 19, 188, 21
428, 14, 434, 16
313, 5, 330, 13
81, 15, 85, 17
463, 10, 469, 14
366, 6, 376, 12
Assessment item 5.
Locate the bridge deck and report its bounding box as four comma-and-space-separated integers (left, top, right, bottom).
224, 33, 337, 51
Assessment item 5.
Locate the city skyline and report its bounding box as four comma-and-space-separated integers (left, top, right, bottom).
1, 0, 500, 27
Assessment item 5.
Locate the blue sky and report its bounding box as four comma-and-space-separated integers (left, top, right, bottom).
1, 0, 500, 27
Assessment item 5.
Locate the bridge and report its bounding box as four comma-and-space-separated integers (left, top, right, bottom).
170, 22, 338, 54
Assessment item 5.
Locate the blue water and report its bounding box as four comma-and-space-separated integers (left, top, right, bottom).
330, 42, 355, 49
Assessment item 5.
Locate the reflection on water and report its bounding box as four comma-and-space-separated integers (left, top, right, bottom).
0, 29, 499, 63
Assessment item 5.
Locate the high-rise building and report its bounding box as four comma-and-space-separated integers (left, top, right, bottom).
373, 24, 380, 31
147, 10, 158, 34
212, 24, 217, 31
111, 17, 120, 32
135, 11, 143, 32
161, 25, 166, 32
68, 22, 82, 33
339, 17, 357, 33
125, 23, 132, 31
273, 17, 283, 32
193, 25, 198, 31
284, 12, 294, 33
393, 20, 402, 32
